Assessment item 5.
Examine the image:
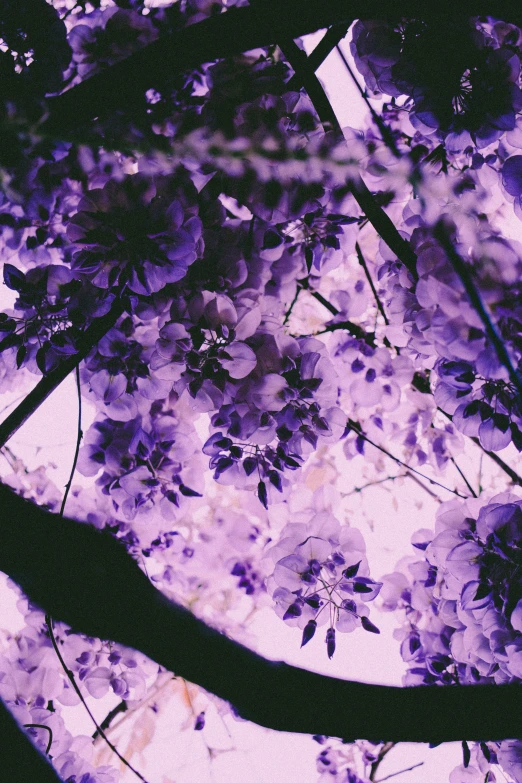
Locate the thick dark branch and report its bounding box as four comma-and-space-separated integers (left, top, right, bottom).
0, 299, 123, 449
2, 481, 522, 744
44, 1, 358, 133
44, 1, 522, 133
285, 24, 351, 91
0, 697, 63, 782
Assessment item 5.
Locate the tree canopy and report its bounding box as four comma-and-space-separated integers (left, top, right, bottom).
3, 2, 522, 782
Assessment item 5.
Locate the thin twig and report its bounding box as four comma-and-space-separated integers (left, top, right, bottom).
59, 366, 82, 517
310, 289, 339, 316
45, 617, 150, 783
283, 286, 301, 325
249, 5, 419, 280
404, 470, 441, 502
23, 724, 53, 755
437, 409, 522, 488
313, 320, 375, 340
375, 761, 424, 782
370, 741, 396, 781
308, 288, 375, 340
348, 178, 418, 278
92, 701, 128, 740
355, 242, 389, 325
335, 44, 400, 158
344, 475, 402, 496
471, 437, 522, 487
45, 365, 148, 783
93, 672, 173, 742
450, 456, 478, 498
347, 420, 469, 499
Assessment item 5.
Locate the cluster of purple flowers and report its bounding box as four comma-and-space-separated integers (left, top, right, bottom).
315, 737, 387, 783
351, 18, 522, 147
77, 403, 202, 523
67, 7, 158, 81
5, 1, 522, 781
67, 173, 203, 297
382, 493, 522, 782
266, 515, 381, 657
378, 222, 522, 453
202, 335, 345, 505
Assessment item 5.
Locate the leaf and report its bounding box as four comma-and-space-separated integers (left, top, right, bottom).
301, 620, 317, 647
179, 484, 202, 497
342, 561, 361, 579
16, 345, 26, 369
462, 740, 470, 768
361, 616, 380, 634
3, 263, 26, 292
257, 480, 268, 509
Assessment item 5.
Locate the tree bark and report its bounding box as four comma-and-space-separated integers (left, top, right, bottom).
0, 480, 521, 746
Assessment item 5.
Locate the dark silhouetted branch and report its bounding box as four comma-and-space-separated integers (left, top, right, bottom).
3, 481, 522, 744
44, 1, 522, 133
0, 697, 62, 782
0, 299, 123, 449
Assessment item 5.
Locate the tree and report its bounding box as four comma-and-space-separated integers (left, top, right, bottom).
2, 1, 522, 781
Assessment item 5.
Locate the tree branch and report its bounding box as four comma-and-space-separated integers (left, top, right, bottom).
0, 299, 123, 449
2, 481, 522, 744
43, 2, 522, 133
0, 697, 63, 782
285, 24, 351, 91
